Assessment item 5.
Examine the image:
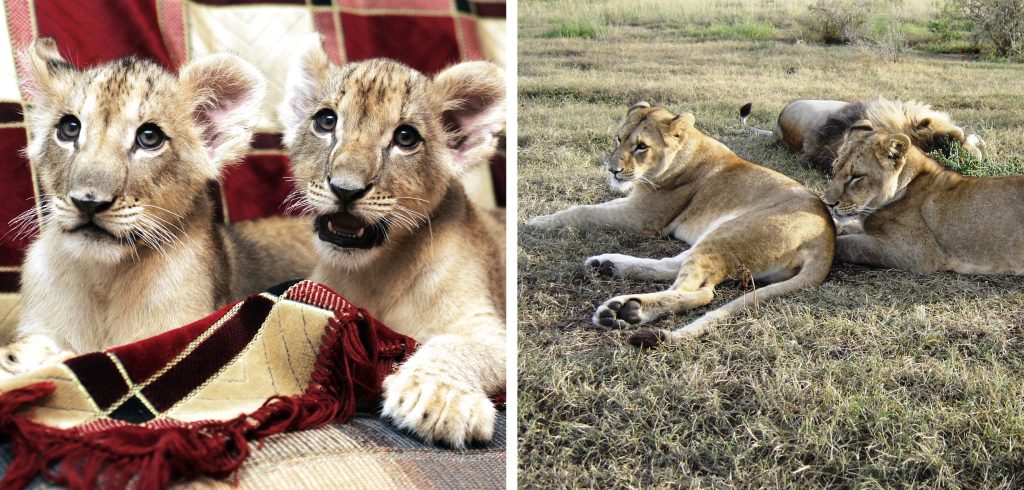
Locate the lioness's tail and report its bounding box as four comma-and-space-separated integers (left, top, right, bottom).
629, 250, 831, 348
738, 102, 777, 140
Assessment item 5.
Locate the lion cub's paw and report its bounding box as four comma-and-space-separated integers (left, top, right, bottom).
0, 334, 72, 381
381, 368, 495, 449
525, 214, 558, 229
593, 296, 648, 328
834, 217, 864, 236
584, 255, 623, 278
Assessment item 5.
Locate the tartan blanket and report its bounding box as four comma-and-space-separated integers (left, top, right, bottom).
0, 280, 434, 488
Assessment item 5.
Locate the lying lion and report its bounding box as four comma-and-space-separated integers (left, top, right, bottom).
826, 121, 1024, 275
740, 97, 985, 175
528, 103, 835, 347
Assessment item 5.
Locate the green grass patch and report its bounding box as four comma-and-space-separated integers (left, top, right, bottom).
931, 146, 1024, 177
683, 21, 777, 42
544, 20, 605, 39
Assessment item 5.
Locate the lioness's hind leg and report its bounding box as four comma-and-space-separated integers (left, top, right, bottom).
584, 251, 687, 281
592, 252, 725, 328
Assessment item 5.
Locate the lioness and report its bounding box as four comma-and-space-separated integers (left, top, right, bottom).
740, 97, 985, 174
2, 39, 316, 376
278, 37, 505, 448
826, 121, 1024, 274
528, 103, 835, 347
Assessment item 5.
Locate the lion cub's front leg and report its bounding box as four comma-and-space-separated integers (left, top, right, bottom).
381, 325, 505, 448
527, 197, 641, 233
0, 334, 74, 381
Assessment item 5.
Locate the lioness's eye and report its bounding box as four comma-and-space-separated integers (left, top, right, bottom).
635, 143, 648, 152
393, 125, 422, 149
135, 123, 166, 150
313, 109, 337, 133
56, 115, 81, 142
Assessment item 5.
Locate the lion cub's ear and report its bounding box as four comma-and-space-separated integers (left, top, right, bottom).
434, 61, 506, 173
882, 133, 912, 161
669, 113, 695, 138
179, 53, 266, 172
20, 37, 75, 102
279, 34, 331, 147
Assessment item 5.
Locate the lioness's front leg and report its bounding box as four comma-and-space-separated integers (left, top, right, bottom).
527, 197, 641, 233
381, 319, 505, 448
837, 234, 937, 272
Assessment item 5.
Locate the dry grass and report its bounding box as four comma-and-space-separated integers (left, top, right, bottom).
518, 2, 1024, 488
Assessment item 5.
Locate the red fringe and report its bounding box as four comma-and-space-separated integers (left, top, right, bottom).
0, 308, 414, 490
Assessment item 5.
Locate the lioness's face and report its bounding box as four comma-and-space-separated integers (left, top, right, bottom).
605, 103, 694, 193
280, 39, 504, 268
825, 129, 911, 218
23, 39, 264, 263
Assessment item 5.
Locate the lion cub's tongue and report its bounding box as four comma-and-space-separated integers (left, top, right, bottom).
327, 212, 366, 237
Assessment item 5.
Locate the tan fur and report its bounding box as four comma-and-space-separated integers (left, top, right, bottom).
279, 36, 505, 449
529, 103, 835, 345
825, 123, 1024, 275
741, 97, 986, 174
3, 39, 315, 375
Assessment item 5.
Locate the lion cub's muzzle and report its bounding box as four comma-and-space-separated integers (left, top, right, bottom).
66, 193, 120, 240
314, 182, 388, 249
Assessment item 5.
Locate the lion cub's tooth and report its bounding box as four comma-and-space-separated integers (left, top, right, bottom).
356, 228, 365, 238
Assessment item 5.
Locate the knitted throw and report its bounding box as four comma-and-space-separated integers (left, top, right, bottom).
0, 280, 416, 489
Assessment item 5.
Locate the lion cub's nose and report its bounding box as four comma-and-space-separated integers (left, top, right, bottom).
329, 183, 372, 205
71, 195, 114, 216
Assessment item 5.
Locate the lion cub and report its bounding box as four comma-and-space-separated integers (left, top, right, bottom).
3, 39, 315, 376
279, 37, 505, 448
826, 121, 1024, 274
529, 102, 835, 347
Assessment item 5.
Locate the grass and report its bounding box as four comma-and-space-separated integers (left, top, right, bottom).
544, 21, 605, 39
518, 1, 1024, 487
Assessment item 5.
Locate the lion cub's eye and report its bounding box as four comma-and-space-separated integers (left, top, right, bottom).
56, 115, 81, 142
135, 123, 166, 150
393, 125, 422, 149
635, 143, 648, 152
313, 109, 337, 133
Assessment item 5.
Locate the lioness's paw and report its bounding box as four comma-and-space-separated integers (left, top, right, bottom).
593, 296, 647, 328
584, 255, 622, 278
382, 369, 495, 449
525, 214, 558, 229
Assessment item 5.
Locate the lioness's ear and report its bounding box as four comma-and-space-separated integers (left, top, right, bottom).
20, 37, 74, 102
669, 113, 695, 138
435, 61, 505, 173
883, 134, 911, 160
279, 34, 331, 147
180, 53, 266, 172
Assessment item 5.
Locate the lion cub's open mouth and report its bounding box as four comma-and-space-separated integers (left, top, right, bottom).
315, 211, 386, 249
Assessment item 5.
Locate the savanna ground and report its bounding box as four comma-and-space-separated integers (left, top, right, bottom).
517, 0, 1024, 487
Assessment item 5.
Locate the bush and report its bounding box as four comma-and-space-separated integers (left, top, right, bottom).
858, 21, 909, 62
805, 0, 870, 44
942, 0, 1024, 58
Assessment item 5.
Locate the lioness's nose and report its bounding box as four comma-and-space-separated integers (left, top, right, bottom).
329, 182, 372, 205
609, 169, 622, 176
71, 195, 114, 216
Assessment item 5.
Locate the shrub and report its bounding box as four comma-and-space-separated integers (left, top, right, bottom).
942, 0, 1024, 58
805, 0, 870, 44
